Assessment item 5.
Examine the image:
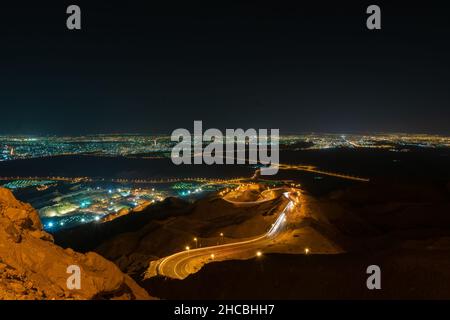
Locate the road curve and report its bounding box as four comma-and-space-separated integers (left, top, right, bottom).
149, 191, 295, 280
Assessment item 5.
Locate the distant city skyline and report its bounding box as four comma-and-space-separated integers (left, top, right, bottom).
1, 130, 450, 137
1, 132, 449, 162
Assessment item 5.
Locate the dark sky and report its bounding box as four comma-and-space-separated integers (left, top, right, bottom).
0, 0, 449, 135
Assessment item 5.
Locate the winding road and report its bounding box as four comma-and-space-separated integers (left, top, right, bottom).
149, 191, 296, 280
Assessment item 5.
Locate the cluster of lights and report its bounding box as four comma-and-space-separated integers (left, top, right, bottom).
1, 134, 449, 163
180, 188, 203, 196
39, 184, 167, 229
44, 213, 105, 230
0, 135, 179, 161
80, 200, 91, 208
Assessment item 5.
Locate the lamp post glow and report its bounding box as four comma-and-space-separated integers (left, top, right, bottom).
304, 248, 310, 255
194, 237, 198, 248
256, 251, 262, 257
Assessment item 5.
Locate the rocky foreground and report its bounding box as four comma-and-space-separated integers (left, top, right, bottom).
0, 188, 152, 300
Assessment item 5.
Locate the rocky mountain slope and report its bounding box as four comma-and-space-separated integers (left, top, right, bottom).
0, 188, 152, 300
145, 181, 450, 299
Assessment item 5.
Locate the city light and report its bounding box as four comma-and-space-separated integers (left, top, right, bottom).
0, 134, 448, 163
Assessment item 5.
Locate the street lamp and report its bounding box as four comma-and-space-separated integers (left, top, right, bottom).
256, 251, 262, 257
220, 232, 224, 244
304, 248, 310, 255
210, 254, 215, 260
193, 237, 198, 248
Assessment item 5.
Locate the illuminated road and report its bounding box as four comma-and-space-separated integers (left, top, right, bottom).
276, 164, 370, 182
0, 176, 248, 185
0, 162, 369, 184
0, 176, 90, 183
148, 190, 296, 280
193, 152, 370, 183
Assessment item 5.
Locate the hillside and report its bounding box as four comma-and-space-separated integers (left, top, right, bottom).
0, 188, 151, 300
144, 181, 450, 299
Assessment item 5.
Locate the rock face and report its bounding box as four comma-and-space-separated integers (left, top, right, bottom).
0, 188, 152, 300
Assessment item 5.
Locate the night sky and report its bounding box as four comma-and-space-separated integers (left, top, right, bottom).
1, 1, 449, 135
